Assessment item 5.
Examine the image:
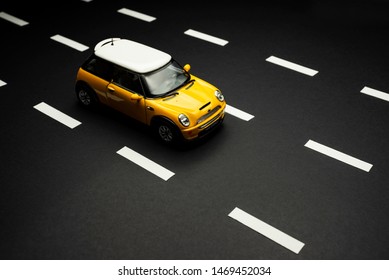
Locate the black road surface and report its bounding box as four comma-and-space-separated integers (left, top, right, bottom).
1, 0, 389, 260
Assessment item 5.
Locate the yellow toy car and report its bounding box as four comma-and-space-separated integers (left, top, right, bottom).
75, 38, 226, 144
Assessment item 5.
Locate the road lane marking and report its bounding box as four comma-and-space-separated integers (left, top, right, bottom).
0, 80, 6, 87
228, 207, 305, 254
33, 102, 81, 129
0, 11, 29, 26
117, 8, 156, 22
50, 34, 89, 52
184, 29, 228, 46
116, 146, 175, 181
361, 86, 389, 102
266, 56, 318, 76
304, 139, 372, 172
225, 105, 254, 121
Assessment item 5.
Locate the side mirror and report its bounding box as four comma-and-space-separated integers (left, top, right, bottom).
183, 64, 191, 72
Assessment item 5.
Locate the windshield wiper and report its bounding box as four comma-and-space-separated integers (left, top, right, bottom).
185, 79, 195, 90
162, 91, 179, 98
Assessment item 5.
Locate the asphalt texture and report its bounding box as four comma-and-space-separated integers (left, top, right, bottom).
1, 0, 389, 260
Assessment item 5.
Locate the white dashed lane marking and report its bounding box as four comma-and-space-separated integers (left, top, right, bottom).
305, 139, 373, 172
50, 34, 89, 52
361, 86, 389, 102
0, 80, 6, 87
116, 146, 175, 181
228, 207, 305, 254
225, 105, 254, 121
266, 55, 318, 76
184, 29, 228, 46
34, 102, 82, 129
117, 8, 156, 22
0, 11, 29, 26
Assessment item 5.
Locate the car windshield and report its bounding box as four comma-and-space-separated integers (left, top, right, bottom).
143, 59, 190, 97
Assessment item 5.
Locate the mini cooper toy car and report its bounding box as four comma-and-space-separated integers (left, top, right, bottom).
75, 38, 226, 144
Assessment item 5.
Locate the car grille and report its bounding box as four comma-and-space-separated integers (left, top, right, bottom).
199, 112, 222, 129
197, 105, 221, 125
198, 114, 224, 138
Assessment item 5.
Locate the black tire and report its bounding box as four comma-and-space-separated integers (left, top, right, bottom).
154, 119, 181, 144
76, 84, 98, 107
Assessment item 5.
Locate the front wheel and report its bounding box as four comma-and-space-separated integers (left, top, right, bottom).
154, 120, 181, 144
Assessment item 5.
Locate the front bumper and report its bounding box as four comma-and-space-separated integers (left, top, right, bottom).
180, 106, 226, 141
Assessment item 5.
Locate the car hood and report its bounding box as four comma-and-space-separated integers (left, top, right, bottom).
155, 77, 218, 117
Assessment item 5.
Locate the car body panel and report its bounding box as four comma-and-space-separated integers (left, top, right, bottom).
105, 82, 148, 123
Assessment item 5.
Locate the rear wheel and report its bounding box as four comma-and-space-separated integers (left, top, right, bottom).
76, 84, 98, 107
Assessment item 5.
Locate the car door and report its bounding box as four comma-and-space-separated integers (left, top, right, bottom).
106, 67, 148, 124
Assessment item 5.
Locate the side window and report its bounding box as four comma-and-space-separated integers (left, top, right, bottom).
113, 68, 143, 95
82, 55, 113, 81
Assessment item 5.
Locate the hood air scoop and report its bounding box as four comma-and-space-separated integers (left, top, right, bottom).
199, 102, 211, 111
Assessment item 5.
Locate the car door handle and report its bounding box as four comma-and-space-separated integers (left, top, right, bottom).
107, 85, 115, 92
146, 106, 154, 111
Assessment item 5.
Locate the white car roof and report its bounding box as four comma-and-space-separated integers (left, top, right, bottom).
94, 38, 172, 73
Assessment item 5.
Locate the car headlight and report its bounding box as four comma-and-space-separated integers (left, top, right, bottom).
178, 113, 190, 127
215, 90, 224, 102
